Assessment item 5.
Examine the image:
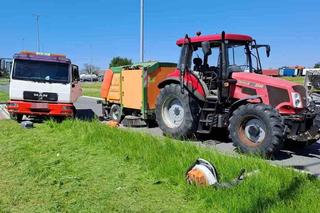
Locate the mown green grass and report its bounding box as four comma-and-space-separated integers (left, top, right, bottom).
281, 77, 304, 85
0, 77, 9, 85
0, 91, 8, 102
0, 120, 319, 212
81, 82, 102, 98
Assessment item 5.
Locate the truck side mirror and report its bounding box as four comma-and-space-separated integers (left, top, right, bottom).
201, 41, 212, 56
72, 64, 80, 81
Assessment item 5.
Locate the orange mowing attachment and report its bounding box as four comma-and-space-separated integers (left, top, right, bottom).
100, 69, 113, 99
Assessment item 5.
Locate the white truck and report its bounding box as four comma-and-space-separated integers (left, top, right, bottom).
7, 51, 82, 122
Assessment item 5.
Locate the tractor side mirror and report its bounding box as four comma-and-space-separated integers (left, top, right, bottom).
201, 41, 212, 56
265, 45, 271, 57
252, 44, 271, 57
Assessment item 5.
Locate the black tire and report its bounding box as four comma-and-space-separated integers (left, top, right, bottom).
109, 104, 122, 123
229, 104, 285, 156
156, 84, 200, 139
10, 113, 23, 123
72, 106, 77, 119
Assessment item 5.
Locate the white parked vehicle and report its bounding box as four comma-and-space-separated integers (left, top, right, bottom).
80, 74, 98, 82
7, 51, 82, 122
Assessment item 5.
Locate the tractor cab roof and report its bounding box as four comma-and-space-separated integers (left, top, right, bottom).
176, 34, 253, 46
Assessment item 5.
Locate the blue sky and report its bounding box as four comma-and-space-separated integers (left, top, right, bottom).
0, 0, 319, 69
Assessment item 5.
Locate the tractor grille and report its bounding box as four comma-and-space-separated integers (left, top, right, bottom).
23, 91, 58, 102
266, 86, 290, 107
293, 85, 307, 107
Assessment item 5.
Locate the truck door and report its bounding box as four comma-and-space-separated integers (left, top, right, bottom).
71, 65, 82, 102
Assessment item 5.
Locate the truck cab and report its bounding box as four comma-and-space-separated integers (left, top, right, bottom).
7, 51, 82, 121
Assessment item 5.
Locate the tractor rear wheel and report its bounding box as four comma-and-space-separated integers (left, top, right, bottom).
229, 104, 285, 157
156, 84, 200, 139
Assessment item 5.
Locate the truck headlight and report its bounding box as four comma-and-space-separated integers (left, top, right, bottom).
291, 92, 303, 108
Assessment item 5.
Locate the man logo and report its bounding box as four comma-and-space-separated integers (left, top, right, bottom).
34, 93, 48, 100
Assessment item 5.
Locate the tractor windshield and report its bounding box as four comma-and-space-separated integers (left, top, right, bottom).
178, 40, 263, 75
227, 42, 262, 73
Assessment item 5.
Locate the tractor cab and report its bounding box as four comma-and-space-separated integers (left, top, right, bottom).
176, 32, 270, 100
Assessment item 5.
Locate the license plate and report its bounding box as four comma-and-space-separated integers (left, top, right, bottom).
31, 103, 49, 109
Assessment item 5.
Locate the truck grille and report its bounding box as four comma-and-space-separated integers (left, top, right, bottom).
23, 91, 58, 102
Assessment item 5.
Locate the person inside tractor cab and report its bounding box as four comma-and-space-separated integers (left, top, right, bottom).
191, 41, 263, 77
191, 44, 219, 93
184, 39, 268, 98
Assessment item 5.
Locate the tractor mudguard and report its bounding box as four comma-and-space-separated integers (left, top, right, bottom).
158, 70, 206, 102
230, 95, 262, 113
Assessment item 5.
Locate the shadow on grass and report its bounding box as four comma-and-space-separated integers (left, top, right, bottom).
75, 109, 96, 121
245, 177, 303, 213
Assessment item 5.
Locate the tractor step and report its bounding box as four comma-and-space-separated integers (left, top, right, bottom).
199, 119, 213, 123
196, 130, 211, 134
201, 108, 215, 112
206, 95, 218, 100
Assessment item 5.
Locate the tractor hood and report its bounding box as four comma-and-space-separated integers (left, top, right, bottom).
231, 72, 308, 114
232, 72, 298, 89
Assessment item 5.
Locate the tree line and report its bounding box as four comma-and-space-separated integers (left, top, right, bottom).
81, 57, 132, 74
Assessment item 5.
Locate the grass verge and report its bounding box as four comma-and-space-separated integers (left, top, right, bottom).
0, 120, 319, 212
0, 77, 9, 85
281, 77, 304, 85
0, 91, 8, 102
81, 82, 102, 98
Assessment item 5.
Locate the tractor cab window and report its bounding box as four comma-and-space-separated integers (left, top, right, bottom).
226, 43, 262, 73
191, 46, 219, 73
227, 45, 250, 72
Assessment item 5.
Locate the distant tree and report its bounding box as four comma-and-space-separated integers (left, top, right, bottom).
109, 57, 133, 68
314, 63, 320, 68
81, 63, 100, 75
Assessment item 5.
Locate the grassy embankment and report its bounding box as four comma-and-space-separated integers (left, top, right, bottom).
0, 91, 8, 102
0, 119, 320, 212
81, 82, 102, 98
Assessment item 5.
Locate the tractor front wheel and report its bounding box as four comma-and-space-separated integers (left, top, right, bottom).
156, 84, 200, 139
229, 104, 285, 157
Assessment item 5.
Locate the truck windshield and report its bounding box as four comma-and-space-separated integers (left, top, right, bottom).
12, 59, 70, 83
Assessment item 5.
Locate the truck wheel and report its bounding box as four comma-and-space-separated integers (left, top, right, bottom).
229, 104, 284, 156
10, 113, 23, 123
109, 104, 122, 123
156, 84, 200, 139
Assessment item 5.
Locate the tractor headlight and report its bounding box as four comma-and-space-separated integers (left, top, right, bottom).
291, 92, 303, 108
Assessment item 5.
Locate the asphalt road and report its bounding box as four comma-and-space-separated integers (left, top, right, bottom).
75, 96, 320, 177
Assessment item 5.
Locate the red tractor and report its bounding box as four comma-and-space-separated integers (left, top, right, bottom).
156, 32, 320, 156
